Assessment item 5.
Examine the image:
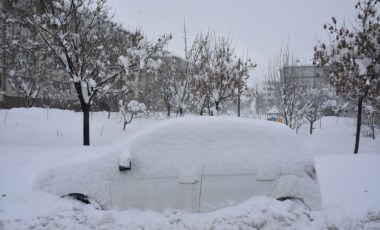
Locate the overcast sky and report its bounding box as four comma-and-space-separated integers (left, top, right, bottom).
106, 0, 358, 84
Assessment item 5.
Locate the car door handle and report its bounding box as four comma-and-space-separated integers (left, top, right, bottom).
178, 177, 199, 184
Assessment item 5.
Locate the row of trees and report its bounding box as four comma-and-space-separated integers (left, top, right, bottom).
268, 0, 379, 153
267, 46, 332, 135
1, 0, 170, 145
1, 0, 256, 145
156, 29, 256, 118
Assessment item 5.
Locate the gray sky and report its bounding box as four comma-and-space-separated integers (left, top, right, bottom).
106, 0, 357, 84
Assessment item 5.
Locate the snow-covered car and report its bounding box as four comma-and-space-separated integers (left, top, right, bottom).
34, 116, 321, 212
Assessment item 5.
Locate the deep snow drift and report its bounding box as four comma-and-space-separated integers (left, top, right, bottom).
0, 108, 379, 229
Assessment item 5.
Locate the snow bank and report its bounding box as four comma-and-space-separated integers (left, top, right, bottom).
1, 109, 380, 229
0, 108, 141, 146
2, 194, 378, 229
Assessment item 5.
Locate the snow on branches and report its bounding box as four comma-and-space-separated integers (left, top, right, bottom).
7, 0, 170, 145
190, 32, 256, 115
119, 100, 147, 131
313, 0, 380, 153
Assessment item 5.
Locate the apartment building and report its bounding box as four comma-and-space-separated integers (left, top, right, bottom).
255, 65, 331, 115
255, 81, 276, 115
280, 65, 329, 88
0, 0, 53, 108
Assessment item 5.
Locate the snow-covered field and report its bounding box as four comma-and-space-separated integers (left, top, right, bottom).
0, 108, 379, 229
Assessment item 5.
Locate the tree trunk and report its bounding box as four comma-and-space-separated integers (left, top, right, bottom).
179, 107, 184, 117
167, 105, 171, 118
354, 99, 363, 154
310, 120, 314, 134
83, 104, 90, 146
123, 113, 133, 131
26, 96, 34, 108
215, 101, 220, 116
237, 89, 241, 117
372, 125, 375, 140
207, 97, 212, 116
283, 111, 289, 127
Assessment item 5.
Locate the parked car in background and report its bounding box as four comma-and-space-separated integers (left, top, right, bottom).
35, 116, 321, 212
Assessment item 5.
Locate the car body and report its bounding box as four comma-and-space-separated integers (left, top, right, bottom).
35, 116, 321, 212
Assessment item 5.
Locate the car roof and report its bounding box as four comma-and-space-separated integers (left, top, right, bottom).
120, 116, 314, 178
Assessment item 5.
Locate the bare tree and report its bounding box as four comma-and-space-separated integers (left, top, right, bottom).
7, 52, 48, 107
173, 23, 199, 117
362, 101, 380, 139
304, 87, 329, 134
234, 57, 256, 117
267, 46, 307, 129
155, 54, 180, 118
22, 0, 124, 145
119, 100, 147, 131
117, 30, 171, 120
206, 36, 239, 114
193, 32, 256, 115
14, 0, 170, 145
0, 2, 53, 108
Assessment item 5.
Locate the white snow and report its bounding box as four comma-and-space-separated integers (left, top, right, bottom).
63, 0, 71, 12
119, 151, 131, 169
146, 58, 162, 70
355, 57, 372, 76
266, 105, 280, 114
52, 1, 63, 10
118, 55, 130, 75
0, 108, 379, 229
127, 100, 146, 112
8, 70, 15, 77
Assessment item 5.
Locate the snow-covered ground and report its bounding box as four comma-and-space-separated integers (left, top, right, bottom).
0, 108, 379, 229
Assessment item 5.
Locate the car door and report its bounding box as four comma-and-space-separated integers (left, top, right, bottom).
199, 173, 279, 212
110, 175, 201, 212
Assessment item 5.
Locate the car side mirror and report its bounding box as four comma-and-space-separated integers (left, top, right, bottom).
119, 151, 131, 172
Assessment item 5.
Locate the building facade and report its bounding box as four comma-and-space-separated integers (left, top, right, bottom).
255, 65, 331, 115
280, 65, 329, 89
255, 81, 276, 115
0, 0, 53, 109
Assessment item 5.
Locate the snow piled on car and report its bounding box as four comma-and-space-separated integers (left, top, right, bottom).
34, 116, 320, 210
121, 116, 315, 177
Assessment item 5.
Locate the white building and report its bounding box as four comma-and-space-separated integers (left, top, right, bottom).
255, 81, 276, 115
280, 65, 329, 88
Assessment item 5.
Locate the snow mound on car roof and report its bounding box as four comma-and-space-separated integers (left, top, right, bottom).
34, 116, 316, 208
123, 116, 314, 177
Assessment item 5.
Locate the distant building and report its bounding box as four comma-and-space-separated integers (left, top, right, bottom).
280, 65, 329, 88
255, 65, 332, 115
280, 64, 347, 115
255, 81, 276, 115
0, 0, 18, 107
265, 105, 283, 122
0, 0, 56, 109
